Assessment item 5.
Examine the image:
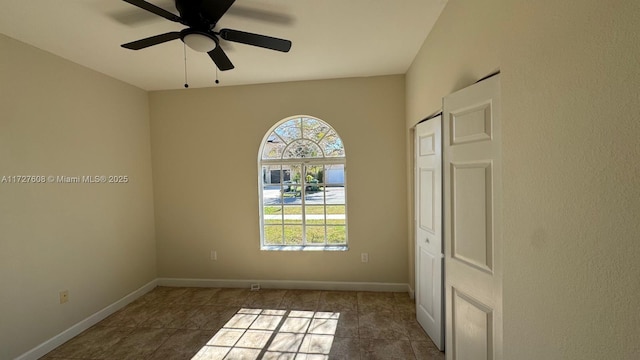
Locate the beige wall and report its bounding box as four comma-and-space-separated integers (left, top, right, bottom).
150, 76, 408, 283
405, 0, 502, 293
406, 0, 640, 358
0, 35, 156, 359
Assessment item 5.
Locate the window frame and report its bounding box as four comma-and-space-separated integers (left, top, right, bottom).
258, 116, 348, 251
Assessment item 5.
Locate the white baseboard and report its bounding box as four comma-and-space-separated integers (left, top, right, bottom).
408, 286, 415, 299
157, 277, 410, 293
15, 279, 157, 360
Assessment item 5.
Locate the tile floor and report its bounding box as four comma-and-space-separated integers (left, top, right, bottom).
41, 287, 444, 360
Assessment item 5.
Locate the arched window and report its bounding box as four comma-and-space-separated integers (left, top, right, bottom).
259, 116, 347, 249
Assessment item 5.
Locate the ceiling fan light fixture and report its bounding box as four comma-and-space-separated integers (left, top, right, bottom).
183, 32, 217, 52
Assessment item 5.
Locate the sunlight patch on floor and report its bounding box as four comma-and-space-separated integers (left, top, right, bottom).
192, 308, 339, 360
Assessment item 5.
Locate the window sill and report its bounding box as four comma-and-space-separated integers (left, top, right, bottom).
261, 245, 348, 252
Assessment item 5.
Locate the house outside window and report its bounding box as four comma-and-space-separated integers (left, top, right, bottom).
259, 116, 347, 250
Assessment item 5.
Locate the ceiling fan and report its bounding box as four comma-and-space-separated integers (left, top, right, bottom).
120, 0, 292, 71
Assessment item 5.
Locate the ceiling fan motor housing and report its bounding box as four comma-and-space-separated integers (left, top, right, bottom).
175, 0, 217, 31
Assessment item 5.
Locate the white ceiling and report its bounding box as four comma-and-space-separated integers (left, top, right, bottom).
0, 0, 447, 91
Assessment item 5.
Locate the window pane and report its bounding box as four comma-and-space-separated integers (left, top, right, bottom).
283, 206, 302, 224
319, 131, 345, 157
283, 139, 323, 159
282, 164, 302, 204
283, 206, 302, 215
302, 117, 330, 142
262, 165, 272, 185
317, 165, 325, 184
327, 205, 346, 225
262, 133, 286, 159
305, 206, 325, 225
327, 226, 346, 244
264, 225, 283, 245
264, 205, 282, 215
289, 164, 302, 184
324, 164, 344, 185
325, 186, 345, 205
283, 191, 302, 204
275, 118, 301, 144
264, 206, 283, 225
305, 206, 324, 215
280, 167, 292, 182
305, 165, 322, 182
262, 166, 284, 206
304, 189, 324, 204
306, 226, 326, 244
284, 225, 303, 245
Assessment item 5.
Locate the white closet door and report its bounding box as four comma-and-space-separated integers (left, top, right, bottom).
415, 116, 444, 350
444, 74, 503, 360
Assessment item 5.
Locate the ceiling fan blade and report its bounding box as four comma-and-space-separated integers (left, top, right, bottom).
122, 0, 181, 23
219, 29, 292, 52
201, 0, 236, 25
226, 5, 294, 26
208, 46, 235, 71
121, 31, 181, 50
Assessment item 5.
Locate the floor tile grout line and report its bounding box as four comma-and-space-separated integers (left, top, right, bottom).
142, 327, 179, 360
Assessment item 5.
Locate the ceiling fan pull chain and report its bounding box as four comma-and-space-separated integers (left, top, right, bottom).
183, 43, 189, 88
215, 67, 220, 85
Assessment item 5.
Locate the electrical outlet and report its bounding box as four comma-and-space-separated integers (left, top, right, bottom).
210, 250, 217, 261
59, 290, 69, 304
361, 253, 369, 263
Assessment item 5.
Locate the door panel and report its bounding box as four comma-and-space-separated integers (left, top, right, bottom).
450, 102, 492, 145
444, 74, 502, 360
419, 169, 435, 232
415, 116, 444, 350
451, 162, 493, 273
418, 247, 435, 317
451, 288, 494, 360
